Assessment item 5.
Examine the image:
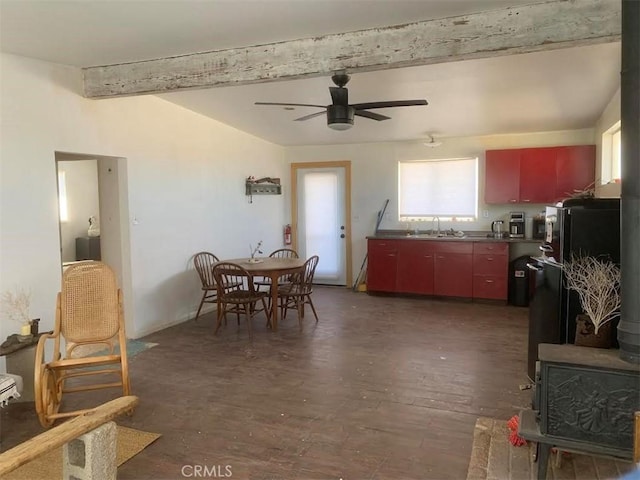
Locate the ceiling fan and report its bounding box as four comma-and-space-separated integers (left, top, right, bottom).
255, 72, 428, 131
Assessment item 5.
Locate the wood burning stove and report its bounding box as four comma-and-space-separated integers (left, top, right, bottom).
519, 344, 640, 479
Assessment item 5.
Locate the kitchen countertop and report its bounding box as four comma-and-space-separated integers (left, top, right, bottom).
368, 231, 542, 243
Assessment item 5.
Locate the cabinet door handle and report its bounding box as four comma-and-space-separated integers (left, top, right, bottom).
485, 279, 495, 283
387, 253, 397, 257
437, 255, 445, 259
523, 199, 531, 202
486, 257, 494, 261
510, 199, 517, 203
424, 255, 432, 258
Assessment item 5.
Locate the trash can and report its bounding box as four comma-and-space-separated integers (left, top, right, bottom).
509, 255, 531, 306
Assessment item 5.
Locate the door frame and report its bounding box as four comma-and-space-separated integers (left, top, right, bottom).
55, 151, 134, 335
290, 161, 352, 288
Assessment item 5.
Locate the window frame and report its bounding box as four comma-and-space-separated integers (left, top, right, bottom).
601, 121, 621, 185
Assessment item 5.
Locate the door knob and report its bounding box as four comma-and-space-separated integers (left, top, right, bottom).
340, 234, 345, 238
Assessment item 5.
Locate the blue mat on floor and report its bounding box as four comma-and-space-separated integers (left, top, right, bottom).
88, 339, 157, 359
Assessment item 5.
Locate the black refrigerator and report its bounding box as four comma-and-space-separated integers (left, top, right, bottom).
526, 198, 620, 381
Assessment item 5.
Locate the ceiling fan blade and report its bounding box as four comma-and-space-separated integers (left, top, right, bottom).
352, 100, 428, 110
294, 111, 327, 122
354, 110, 391, 121
255, 102, 326, 108
329, 87, 348, 106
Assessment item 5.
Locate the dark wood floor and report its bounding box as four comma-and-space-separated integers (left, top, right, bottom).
2, 286, 532, 479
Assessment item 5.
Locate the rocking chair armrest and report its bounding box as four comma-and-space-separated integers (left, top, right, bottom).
34, 332, 61, 364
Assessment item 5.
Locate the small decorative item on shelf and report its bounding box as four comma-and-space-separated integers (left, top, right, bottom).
248, 241, 263, 263
30, 318, 40, 335
87, 215, 100, 237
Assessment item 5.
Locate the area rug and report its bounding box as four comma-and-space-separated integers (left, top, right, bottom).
77, 338, 158, 359
4, 425, 161, 480
467, 417, 635, 480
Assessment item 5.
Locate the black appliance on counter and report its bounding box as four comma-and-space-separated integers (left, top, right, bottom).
531, 217, 546, 239
508, 211, 525, 238
526, 198, 620, 381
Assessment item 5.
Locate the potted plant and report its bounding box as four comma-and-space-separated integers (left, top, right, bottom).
562, 254, 621, 348
1, 287, 34, 340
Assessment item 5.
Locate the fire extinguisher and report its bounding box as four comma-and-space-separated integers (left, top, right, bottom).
284, 224, 292, 245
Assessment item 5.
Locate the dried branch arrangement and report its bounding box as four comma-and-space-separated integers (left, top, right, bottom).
249, 240, 263, 260
563, 255, 621, 334
566, 181, 596, 200
1, 287, 31, 326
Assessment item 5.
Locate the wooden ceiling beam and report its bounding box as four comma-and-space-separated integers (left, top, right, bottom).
83, 0, 620, 99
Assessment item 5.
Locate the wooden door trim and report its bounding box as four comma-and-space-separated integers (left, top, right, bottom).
290, 161, 352, 287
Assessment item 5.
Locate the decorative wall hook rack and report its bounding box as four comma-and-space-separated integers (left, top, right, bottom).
245, 177, 282, 196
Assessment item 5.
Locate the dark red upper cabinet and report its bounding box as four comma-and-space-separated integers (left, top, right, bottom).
519, 147, 557, 204
555, 145, 596, 202
485, 150, 520, 204
485, 145, 595, 205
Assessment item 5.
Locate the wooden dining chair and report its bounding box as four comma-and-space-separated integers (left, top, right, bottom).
193, 252, 220, 321
193, 251, 242, 322
277, 255, 320, 327
213, 262, 270, 338
254, 248, 299, 294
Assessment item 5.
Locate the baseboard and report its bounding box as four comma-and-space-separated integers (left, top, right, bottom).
130, 304, 217, 339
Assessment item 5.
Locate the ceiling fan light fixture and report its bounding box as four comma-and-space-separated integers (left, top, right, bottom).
327, 105, 354, 131
328, 121, 353, 131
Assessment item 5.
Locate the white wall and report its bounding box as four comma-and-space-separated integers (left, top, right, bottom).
284, 128, 595, 277
595, 87, 621, 198
58, 159, 100, 262
0, 53, 287, 360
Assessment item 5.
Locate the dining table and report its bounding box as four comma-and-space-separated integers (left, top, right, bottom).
219, 257, 306, 331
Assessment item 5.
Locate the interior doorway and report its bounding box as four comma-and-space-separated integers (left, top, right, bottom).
57, 158, 100, 264
54, 151, 133, 333
291, 161, 352, 287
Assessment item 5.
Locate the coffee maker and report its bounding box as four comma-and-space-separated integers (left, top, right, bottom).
509, 211, 525, 238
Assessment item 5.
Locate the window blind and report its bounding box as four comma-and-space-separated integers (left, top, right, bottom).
399, 157, 478, 219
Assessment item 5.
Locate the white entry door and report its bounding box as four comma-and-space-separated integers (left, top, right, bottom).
293, 162, 351, 286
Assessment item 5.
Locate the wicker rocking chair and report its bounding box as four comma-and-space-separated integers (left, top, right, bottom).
34, 262, 131, 428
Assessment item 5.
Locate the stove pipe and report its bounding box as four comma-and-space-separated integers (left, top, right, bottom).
617, 0, 640, 363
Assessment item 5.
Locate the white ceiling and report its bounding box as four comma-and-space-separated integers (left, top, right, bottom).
0, 0, 621, 146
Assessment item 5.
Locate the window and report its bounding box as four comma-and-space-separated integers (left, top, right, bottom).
58, 170, 68, 222
398, 157, 478, 221
601, 121, 621, 184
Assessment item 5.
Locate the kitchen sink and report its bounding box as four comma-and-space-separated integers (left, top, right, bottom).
406, 232, 467, 239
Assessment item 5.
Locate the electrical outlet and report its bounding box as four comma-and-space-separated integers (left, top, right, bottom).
482, 210, 489, 218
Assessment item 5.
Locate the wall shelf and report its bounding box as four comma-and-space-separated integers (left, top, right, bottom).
245, 177, 281, 196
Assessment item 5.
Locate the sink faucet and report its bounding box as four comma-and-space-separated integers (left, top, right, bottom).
432, 216, 440, 236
